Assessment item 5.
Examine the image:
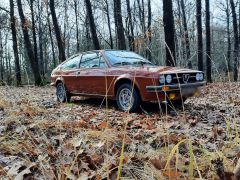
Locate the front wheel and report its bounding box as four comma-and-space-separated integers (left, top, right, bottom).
56, 82, 71, 103
116, 83, 140, 112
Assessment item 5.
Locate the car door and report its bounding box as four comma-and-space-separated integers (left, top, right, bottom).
75, 52, 108, 95
60, 55, 81, 92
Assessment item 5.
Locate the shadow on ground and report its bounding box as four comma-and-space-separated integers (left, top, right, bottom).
70, 97, 184, 114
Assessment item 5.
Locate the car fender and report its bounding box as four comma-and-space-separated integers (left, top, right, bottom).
114, 74, 142, 97
55, 76, 65, 86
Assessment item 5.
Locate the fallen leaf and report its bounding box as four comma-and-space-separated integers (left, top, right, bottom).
98, 121, 108, 129
163, 170, 181, 178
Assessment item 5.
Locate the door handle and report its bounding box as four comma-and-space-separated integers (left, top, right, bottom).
75, 71, 81, 76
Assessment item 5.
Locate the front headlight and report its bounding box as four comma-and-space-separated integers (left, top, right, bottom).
196, 73, 203, 81
166, 74, 172, 83
199, 73, 204, 81
196, 73, 200, 81
159, 75, 165, 84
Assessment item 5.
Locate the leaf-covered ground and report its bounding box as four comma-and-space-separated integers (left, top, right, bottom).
0, 83, 240, 179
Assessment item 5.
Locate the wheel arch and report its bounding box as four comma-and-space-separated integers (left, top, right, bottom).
55, 77, 64, 86
114, 77, 142, 101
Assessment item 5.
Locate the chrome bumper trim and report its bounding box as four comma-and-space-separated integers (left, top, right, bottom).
146, 81, 206, 92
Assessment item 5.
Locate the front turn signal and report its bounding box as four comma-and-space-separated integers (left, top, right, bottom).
169, 93, 176, 100
162, 86, 170, 91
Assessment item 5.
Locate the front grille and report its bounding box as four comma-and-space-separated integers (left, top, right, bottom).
171, 73, 199, 84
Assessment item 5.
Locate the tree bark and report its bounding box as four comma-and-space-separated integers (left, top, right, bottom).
17, 0, 42, 85
0, 32, 4, 83
226, 0, 231, 73
105, 0, 113, 49
38, 0, 44, 77
196, 0, 203, 71
163, 0, 176, 66
146, 0, 152, 60
180, 0, 192, 68
126, 0, 135, 51
85, 0, 100, 50
205, 0, 212, 82
230, 0, 239, 81
49, 0, 66, 62
29, 0, 38, 70
10, 0, 21, 86
114, 0, 126, 50
74, 0, 80, 52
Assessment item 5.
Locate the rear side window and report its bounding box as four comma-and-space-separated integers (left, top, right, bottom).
80, 53, 107, 68
61, 55, 80, 70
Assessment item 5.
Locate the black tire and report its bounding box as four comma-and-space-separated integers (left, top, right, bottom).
116, 83, 140, 112
56, 82, 71, 103
169, 97, 187, 107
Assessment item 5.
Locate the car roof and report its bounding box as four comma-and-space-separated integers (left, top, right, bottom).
81, 49, 131, 54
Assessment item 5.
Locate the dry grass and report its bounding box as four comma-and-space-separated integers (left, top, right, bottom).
0, 83, 239, 179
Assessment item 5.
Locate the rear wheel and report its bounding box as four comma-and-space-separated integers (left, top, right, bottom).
116, 83, 140, 112
56, 82, 71, 103
169, 97, 187, 107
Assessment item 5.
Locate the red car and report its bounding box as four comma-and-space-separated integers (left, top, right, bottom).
51, 50, 205, 112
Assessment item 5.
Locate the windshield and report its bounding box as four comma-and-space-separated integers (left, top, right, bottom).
105, 50, 154, 66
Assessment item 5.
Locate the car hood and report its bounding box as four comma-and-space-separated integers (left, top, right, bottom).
115, 65, 202, 74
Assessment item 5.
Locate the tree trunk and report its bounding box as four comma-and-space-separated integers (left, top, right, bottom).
0, 32, 3, 83
146, 0, 152, 60
196, 0, 203, 71
126, 0, 135, 51
63, 0, 67, 53
38, 0, 44, 77
226, 0, 231, 73
47, 13, 56, 67
230, 0, 239, 81
85, 0, 100, 50
105, 0, 113, 49
29, 0, 38, 69
114, 0, 126, 50
180, 0, 192, 68
205, 0, 212, 82
49, 0, 66, 62
74, 0, 80, 52
163, 0, 176, 66
177, 0, 185, 62
10, 0, 21, 86
17, 0, 42, 85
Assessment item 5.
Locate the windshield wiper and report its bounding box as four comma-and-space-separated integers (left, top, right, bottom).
113, 62, 132, 66
133, 61, 153, 66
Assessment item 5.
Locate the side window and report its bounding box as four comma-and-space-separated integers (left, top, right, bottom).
99, 56, 107, 68
61, 55, 80, 70
80, 53, 107, 68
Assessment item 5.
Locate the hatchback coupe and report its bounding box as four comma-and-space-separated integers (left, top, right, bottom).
51, 50, 205, 112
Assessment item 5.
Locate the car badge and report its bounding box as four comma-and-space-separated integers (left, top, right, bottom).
183, 74, 190, 83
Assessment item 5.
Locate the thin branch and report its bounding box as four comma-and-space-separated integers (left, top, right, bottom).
0, 6, 10, 14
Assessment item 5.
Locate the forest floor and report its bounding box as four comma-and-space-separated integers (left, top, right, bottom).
0, 82, 240, 179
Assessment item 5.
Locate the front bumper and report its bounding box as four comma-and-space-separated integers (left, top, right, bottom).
146, 81, 206, 92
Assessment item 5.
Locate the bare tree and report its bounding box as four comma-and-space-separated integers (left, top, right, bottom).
10, 0, 21, 86
163, 0, 176, 66
104, 0, 113, 49
85, 0, 100, 50
126, 0, 135, 51
205, 0, 212, 82
74, 0, 80, 52
226, 0, 231, 72
114, 0, 126, 50
17, 0, 42, 85
230, 0, 239, 81
146, 0, 152, 60
49, 0, 66, 62
181, 0, 192, 68
196, 0, 203, 71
